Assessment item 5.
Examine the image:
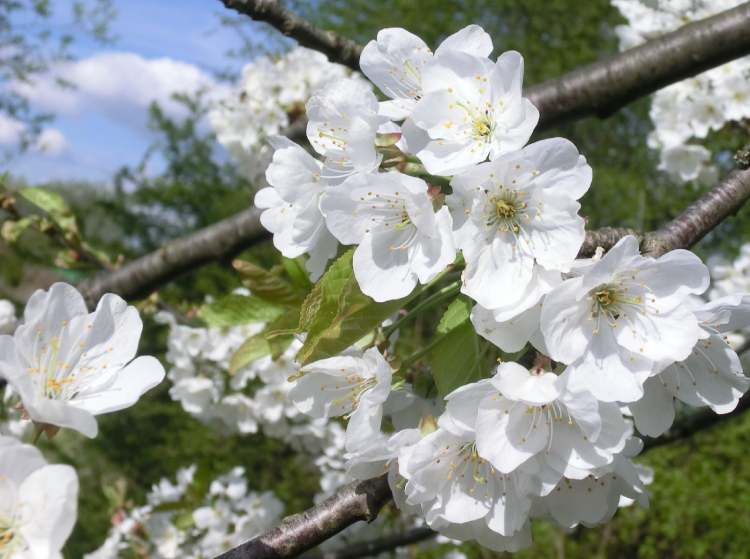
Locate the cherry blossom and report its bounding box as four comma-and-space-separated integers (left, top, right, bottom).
320, 171, 455, 302
449, 138, 590, 313
0, 435, 78, 559
289, 347, 393, 451
410, 50, 539, 175
630, 294, 750, 436
541, 235, 710, 402
256, 136, 338, 279
306, 77, 384, 183
360, 25, 493, 120
0, 283, 165, 438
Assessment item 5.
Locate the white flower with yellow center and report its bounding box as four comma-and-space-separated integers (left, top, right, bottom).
305, 77, 384, 184
320, 171, 455, 302
442, 363, 629, 484
410, 50, 539, 175
541, 235, 710, 403
0, 436, 78, 559
256, 136, 338, 279
448, 137, 591, 313
630, 293, 750, 437
0, 283, 165, 438
397, 422, 535, 546
289, 347, 393, 451
360, 25, 493, 120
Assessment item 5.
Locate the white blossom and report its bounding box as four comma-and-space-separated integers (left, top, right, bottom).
0, 435, 78, 559
306, 77, 383, 183
443, 364, 629, 484
0, 283, 165, 438
320, 171, 456, 301
410, 50, 539, 175
541, 235, 710, 402
449, 138, 591, 314
256, 136, 338, 279
630, 294, 750, 436
290, 347, 393, 451
360, 25, 493, 120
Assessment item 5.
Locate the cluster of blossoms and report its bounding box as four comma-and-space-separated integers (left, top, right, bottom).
250, 24, 750, 551
0, 283, 167, 556
157, 310, 342, 454
209, 47, 363, 184
86, 465, 284, 559
612, 0, 750, 184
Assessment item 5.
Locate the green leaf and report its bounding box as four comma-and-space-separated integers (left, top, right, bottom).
428, 297, 487, 395
19, 187, 78, 235
436, 295, 473, 334
233, 259, 306, 305
296, 250, 408, 364
198, 294, 284, 328
229, 335, 272, 375
282, 257, 313, 290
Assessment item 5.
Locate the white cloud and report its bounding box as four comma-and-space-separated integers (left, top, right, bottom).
34, 128, 68, 156
13, 51, 227, 124
0, 114, 25, 145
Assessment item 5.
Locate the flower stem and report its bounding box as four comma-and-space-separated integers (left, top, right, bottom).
382, 280, 460, 341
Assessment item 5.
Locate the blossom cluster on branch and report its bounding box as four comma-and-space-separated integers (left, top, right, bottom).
248, 23, 750, 552
612, 0, 750, 184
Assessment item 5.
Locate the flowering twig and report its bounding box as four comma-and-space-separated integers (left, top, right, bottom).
214, 475, 392, 559
217, 1, 750, 132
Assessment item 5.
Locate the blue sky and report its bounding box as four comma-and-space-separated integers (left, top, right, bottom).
6, 0, 261, 185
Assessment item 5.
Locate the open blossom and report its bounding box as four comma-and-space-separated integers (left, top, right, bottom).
320, 171, 455, 302
449, 138, 591, 314
398, 422, 535, 548
306, 77, 383, 183
630, 294, 750, 436
538, 438, 651, 529
541, 235, 710, 402
410, 50, 539, 175
360, 25, 493, 120
256, 136, 338, 279
0, 283, 165, 438
443, 363, 629, 483
0, 436, 78, 559
289, 347, 393, 451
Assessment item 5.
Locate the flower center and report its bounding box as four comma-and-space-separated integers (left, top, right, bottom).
0, 515, 22, 557
471, 114, 492, 140
485, 189, 527, 233
589, 281, 644, 334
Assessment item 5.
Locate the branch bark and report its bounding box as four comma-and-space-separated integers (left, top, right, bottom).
219, 0, 362, 70
302, 526, 435, 559
214, 475, 392, 559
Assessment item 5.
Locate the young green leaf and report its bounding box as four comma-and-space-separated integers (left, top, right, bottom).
198, 294, 284, 328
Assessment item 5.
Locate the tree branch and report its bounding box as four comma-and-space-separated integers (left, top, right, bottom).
528, 3, 750, 129
78, 207, 265, 308
217, 1, 750, 131
302, 526, 435, 559
218, 0, 362, 70
214, 475, 393, 559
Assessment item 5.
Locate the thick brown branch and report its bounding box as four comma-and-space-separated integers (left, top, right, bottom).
302, 526, 435, 559
219, 0, 362, 70
528, 3, 750, 129
214, 475, 392, 559
78, 207, 265, 308
643, 168, 750, 256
